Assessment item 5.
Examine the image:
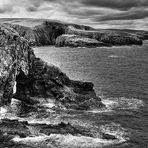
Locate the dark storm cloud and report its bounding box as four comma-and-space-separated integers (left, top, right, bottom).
62, 8, 104, 17
0, 5, 12, 13
26, 6, 38, 12
0, 0, 148, 30
80, 0, 148, 10
26, 0, 57, 12
94, 9, 148, 21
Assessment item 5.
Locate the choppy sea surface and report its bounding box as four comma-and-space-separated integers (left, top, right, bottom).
1, 41, 148, 147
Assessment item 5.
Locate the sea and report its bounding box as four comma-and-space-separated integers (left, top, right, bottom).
1, 41, 148, 148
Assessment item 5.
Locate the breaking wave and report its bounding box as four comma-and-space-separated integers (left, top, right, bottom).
12, 133, 125, 148
101, 97, 144, 110
108, 55, 125, 58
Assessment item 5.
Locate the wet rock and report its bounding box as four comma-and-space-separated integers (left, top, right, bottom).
102, 133, 117, 140
78, 98, 106, 110
0, 118, 30, 138
0, 119, 101, 139
0, 130, 31, 148
30, 122, 82, 136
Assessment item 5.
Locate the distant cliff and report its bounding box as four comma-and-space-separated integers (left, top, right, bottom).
56, 34, 109, 47
2, 19, 147, 47
5, 21, 94, 47
0, 24, 104, 110
65, 26, 143, 46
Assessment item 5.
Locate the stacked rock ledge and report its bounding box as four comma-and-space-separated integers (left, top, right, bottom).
55, 34, 109, 47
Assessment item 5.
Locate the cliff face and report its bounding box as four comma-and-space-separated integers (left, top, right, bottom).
56, 34, 109, 47
3, 20, 145, 47
66, 26, 143, 46
0, 24, 104, 110
4, 21, 95, 47
15, 57, 104, 110
0, 24, 34, 105
33, 22, 66, 46
5, 23, 36, 46
108, 29, 148, 40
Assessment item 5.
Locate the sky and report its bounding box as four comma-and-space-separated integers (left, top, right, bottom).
0, 0, 148, 30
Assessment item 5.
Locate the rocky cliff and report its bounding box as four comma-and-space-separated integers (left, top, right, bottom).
0, 24, 104, 110
56, 34, 109, 47
2, 19, 145, 47
105, 29, 148, 40
0, 24, 33, 105
66, 26, 143, 46
4, 21, 94, 47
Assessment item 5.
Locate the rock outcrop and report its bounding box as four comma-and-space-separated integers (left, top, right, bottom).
4, 21, 94, 47
0, 24, 33, 105
109, 29, 148, 40
2, 19, 145, 47
56, 34, 109, 47
0, 118, 117, 148
15, 57, 104, 110
0, 24, 104, 110
66, 26, 143, 46
5, 23, 36, 46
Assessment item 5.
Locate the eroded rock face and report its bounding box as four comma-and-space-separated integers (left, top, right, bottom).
4, 23, 36, 46
4, 22, 94, 47
66, 26, 143, 46
0, 23, 104, 110
15, 57, 105, 110
0, 24, 34, 105
56, 34, 109, 47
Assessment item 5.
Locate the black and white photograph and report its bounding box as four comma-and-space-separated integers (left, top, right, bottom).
0, 0, 148, 147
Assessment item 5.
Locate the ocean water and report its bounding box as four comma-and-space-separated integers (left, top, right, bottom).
1, 42, 148, 147
33, 41, 148, 148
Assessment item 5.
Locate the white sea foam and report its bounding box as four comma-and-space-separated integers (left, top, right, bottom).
0, 107, 7, 115
43, 102, 55, 108
102, 99, 117, 109
13, 81, 17, 94
87, 108, 111, 113
102, 97, 144, 110
100, 122, 129, 142
12, 134, 123, 148
13, 135, 50, 143
108, 55, 125, 58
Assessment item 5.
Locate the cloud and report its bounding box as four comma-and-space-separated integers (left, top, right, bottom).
0, 0, 148, 30
26, 6, 38, 12
94, 9, 148, 21
0, 5, 13, 13
80, 0, 148, 10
